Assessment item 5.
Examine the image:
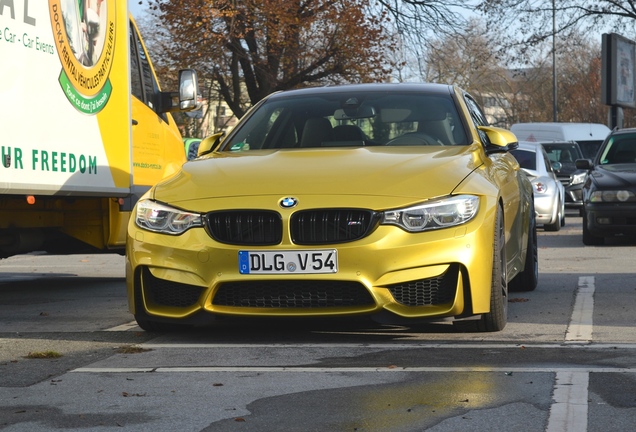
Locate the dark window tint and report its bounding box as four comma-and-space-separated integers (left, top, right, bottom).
599, 133, 636, 165
542, 143, 583, 164
463, 94, 489, 127
129, 26, 143, 101
220, 91, 469, 151
463, 94, 490, 145
129, 21, 162, 116
511, 149, 536, 170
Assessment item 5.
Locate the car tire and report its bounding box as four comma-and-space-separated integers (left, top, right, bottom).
582, 211, 604, 246
509, 204, 538, 292
454, 205, 507, 332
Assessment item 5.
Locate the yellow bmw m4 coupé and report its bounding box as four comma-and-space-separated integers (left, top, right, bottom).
126, 83, 536, 332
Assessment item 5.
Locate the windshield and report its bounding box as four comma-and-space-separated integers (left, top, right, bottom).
576, 140, 604, 159
220, 91, 469, 151
599, 133, 636, 165
542, 142, 583, 175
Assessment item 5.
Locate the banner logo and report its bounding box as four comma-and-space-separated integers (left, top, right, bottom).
49, 0, 115, 114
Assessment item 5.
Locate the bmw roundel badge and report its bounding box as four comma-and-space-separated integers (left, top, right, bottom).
280, 197, 298, 208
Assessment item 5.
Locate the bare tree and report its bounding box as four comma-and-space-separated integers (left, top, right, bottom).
478, 0, 636, 50
135, 0, 478, 115
422, 20, 611, 126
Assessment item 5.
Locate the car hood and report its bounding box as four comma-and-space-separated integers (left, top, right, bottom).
590, 164, 636, 188
153, 146, 483, 205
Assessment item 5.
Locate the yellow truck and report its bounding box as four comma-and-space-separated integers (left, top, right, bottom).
0, 0, 198, 258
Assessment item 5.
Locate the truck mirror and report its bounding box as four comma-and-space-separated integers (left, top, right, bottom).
179, 69, 199, 110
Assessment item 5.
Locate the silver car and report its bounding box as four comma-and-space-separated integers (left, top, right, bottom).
511, 141, 565, 231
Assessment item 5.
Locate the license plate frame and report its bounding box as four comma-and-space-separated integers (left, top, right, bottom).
238, 249, 338, 274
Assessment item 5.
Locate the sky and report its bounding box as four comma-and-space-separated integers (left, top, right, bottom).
129, 1, 146, 19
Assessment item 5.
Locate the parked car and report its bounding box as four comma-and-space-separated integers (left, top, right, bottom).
540, 141, 586, 213
127, 83, 537, 333
511, 141, 565, 231
576, 127, 636, 245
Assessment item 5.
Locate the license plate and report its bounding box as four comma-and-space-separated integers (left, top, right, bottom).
238, 249, 338, 274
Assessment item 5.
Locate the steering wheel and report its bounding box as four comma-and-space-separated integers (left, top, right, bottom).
385, 132, 440, 146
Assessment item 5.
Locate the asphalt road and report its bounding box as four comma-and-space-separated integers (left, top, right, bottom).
1, 211, 636, 432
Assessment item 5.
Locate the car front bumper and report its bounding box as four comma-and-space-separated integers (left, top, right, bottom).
584, 203, 636, 237
564, 183, 583, 208
126, 202, 499, 324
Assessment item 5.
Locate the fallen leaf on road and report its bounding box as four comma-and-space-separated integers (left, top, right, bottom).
508, 298, 529, 303
116, 346, 151, 354
26, 351, 62, 359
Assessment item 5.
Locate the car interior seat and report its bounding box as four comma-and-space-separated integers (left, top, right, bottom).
417, 116, 455, 145
300, 117, 333, 147
560, 149, 573, 163
333, 125, 365, 141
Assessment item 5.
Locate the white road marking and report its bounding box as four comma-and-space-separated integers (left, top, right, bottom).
546, 371, 589, 432
104, 321, 139, 331
549, 276, 594, 432
565, 276, 595, 342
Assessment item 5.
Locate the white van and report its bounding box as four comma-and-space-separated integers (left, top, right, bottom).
510, 123, 611, 159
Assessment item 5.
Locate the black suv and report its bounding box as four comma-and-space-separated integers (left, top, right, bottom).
541, 141, 586, 214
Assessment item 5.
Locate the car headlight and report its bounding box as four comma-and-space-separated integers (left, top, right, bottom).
590, 190, 636, 203
570, 172, 586, 186
135, 199, 203, 235
381, 195, 479, 232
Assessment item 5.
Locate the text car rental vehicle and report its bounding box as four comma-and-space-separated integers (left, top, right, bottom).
127, 83, 537, 333
576, 127, 636, 245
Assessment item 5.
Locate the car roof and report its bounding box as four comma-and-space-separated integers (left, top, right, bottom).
516, 141, 544, 152
536, 140, 580, 146
609, 127, 636, 136
264, 83, 458, 100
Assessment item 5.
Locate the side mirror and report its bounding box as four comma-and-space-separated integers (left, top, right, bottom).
197, 132, 225, 157
575, 158, 593, 170
178, 69, 199, 110
478, 126, 519, 154
551, 161, 563, 172
160, 69, 200, 113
